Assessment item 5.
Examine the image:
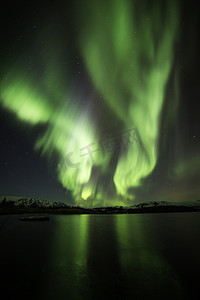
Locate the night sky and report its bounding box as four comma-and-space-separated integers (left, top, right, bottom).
0, 0, 200, 207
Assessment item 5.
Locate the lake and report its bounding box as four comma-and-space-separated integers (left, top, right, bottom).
0, 213, 199, 299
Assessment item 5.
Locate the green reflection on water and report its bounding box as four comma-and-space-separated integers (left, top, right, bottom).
44, 214, 186, 299
45, 215, 89, 299
115, 214, 184, 298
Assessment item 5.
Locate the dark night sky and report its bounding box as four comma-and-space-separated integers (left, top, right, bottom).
0, 0, 200, 206
0, 0, 77, 203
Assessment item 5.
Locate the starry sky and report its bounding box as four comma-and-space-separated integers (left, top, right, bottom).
0, 0, 200, 207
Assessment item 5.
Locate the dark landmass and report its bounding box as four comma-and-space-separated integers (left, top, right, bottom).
0, 196, 200, 215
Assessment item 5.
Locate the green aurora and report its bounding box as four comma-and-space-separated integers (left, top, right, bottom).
0, 0, 182, 206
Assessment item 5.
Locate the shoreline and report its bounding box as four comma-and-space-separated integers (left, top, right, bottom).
1, 205, 200, 216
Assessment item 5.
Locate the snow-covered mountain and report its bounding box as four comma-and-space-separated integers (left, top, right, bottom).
0, 196, 70, 208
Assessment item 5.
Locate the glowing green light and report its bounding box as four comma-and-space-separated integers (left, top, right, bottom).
1, 78, 52, 124
80, 0, 179, 199
0, 0, 179, 206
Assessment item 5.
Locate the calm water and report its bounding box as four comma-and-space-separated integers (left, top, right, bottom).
0, 213, 200, 299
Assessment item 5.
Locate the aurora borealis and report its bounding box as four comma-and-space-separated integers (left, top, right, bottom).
0, 0, 200, 207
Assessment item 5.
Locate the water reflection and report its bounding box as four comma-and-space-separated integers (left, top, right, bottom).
115, 214, 185, 299
1, 213, 199, 299
45, 215, 89, 299
86, 215, 124, 299
47, 214, 186, 299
